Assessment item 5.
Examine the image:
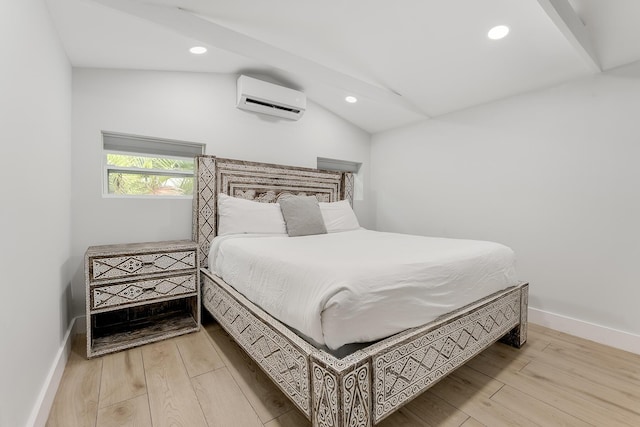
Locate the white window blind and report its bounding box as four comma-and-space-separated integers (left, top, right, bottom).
103, 132, 204, 158
317, 157, 361, 173
102, 132, 205, 198
317, 157, 363, 201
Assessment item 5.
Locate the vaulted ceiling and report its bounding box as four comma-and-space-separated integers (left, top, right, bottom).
46, 0, 640, 133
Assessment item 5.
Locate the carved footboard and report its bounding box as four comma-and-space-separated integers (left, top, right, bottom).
202, 269, 528, 427
308, 284, 527, 426
368, 285, 525, 423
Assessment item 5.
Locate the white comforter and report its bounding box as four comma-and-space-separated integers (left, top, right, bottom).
209, 229, 517, 350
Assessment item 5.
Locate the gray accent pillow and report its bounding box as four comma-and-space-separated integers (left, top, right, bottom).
279, 196, 328, 237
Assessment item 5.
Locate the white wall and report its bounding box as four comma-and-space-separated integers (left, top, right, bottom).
0, 1, 72, 426
70, 68, 372, 316
371, 61, 640, 340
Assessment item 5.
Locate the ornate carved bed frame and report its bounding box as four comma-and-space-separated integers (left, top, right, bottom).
192, 155, 528, 426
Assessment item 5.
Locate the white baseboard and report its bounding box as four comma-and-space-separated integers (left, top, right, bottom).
27, 315, 82, 427
528, 307, 640, 355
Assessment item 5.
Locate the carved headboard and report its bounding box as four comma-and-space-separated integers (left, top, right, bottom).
192, 156, 354, 268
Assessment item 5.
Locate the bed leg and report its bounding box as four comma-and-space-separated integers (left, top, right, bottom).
500, 283, 528, 348
500, 324, 527, 348
311, 359, 372, 427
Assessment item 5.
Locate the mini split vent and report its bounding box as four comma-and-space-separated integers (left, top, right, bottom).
236, 75, 306, 120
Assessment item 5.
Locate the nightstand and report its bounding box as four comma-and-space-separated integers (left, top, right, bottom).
85, 240, 200, 358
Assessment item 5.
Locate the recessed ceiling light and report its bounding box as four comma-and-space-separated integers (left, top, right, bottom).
488, 25, 509, 40
345, 96, 358, 103
189, 46, 207, 55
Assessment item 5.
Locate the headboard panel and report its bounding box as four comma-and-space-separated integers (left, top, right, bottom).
192, 156, 354, 268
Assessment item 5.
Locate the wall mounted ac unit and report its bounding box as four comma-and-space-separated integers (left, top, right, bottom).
236, 75, 306, 120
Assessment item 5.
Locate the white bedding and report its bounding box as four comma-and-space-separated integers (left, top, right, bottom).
208, 229, 517, 350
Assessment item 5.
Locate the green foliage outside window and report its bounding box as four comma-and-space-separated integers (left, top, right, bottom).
106, 154, 194, 196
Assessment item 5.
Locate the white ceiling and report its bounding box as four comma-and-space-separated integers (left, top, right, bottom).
46, 0, 640, 133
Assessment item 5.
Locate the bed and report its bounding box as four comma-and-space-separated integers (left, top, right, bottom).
193, 155, 528, 426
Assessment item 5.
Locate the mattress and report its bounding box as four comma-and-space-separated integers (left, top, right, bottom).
208, 229, 517, 350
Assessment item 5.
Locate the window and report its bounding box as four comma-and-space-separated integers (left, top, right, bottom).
317, 157, 361, 173
317, 157, 363, 201
103, 132, 205, 198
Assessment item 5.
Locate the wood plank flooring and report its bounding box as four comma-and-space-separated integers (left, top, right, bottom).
46, 320, 640, 427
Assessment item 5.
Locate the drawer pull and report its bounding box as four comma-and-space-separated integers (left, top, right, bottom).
142, 261, 155, 267
142, 286, 157, 292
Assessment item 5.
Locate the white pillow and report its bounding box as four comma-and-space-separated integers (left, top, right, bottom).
217, 193, 287, 236
319, 200, 360, 233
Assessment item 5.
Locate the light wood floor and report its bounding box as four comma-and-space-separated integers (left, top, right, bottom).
46, 319, 640, 427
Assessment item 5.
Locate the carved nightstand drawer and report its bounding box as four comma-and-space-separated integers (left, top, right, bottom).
89, 250, 196, 281
91, 273, 196, 310
85, 240, 200, 358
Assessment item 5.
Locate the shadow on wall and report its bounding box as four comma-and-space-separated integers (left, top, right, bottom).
607, 60, 640, 80
60, 258, 75, 340
70, 256, 86, 319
